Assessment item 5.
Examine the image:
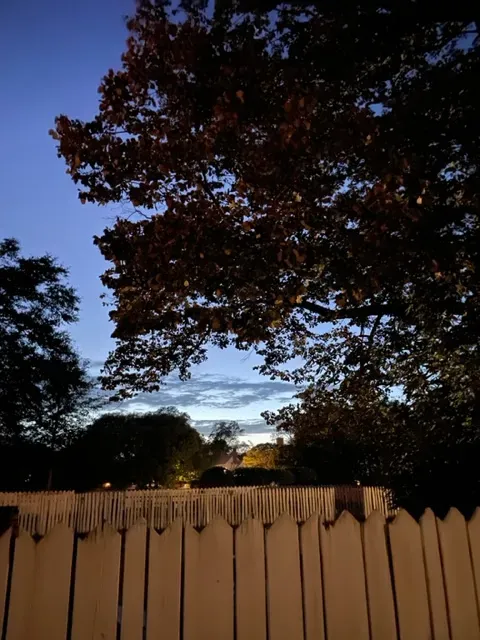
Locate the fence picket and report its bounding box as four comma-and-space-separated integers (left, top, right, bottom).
146, 519, 182, 640
419, 509, 450, 640
363, 511, 396, 640
299, 514, 325, 640
121, 519, 147, 640
235, 518, 267, 640
0, 529, 10, 634
389, 509, 430, 640
266, 513, 304, 640
28, 524, 73, 640
200, 518, 234, 640
71, 526, 121, 640
5, 531, 36, 640
438, 508, 480, 639
468, 508, 480, 620
321, 510, 369, 640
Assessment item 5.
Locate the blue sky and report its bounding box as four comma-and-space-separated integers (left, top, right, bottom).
0, 0, 296, 441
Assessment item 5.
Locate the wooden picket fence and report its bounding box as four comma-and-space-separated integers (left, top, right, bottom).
0, 485, 394, 534
1, 508, 480, 639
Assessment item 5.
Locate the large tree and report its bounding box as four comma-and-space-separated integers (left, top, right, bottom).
0, 239, 98, 489
0, 239, 94, 445
53, 1, 480, 405
62, 409, 203, 490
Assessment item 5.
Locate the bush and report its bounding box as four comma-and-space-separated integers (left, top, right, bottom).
269, 468, 295, 486
233, 467, 272, 486
198, 466, 234, 488
287, 467, 318, 485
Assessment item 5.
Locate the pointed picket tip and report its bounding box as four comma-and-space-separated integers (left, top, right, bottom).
419, 508, 435, 524
201, 515, 232, 536
390, 508, 417, 529
442, 507, 465, 525
237, 517, 263, 535
166, 518, 183, 534
184, 521, 200, 537
364, 509, 386, 528
302, 512, 320, 528
17, 528, 36, 541
102, 522, 121, 536
335, 509, 359, 527
127, 517, 147, 531
468, 507, 480, 527
270, 512, 298, 532
84, 523, 120, 541
0, 527, 12, 541
40, 521, 73, 541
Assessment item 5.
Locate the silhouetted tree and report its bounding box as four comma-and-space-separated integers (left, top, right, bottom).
61, 408, 203, 491
0, 238, 98, 488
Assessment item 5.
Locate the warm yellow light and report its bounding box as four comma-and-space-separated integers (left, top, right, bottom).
103, 482, 112, 489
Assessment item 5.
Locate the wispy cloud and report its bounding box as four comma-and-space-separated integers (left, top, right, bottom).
90, 368, 297, 439
118, 373, 296, 412
192, 418, 273, 437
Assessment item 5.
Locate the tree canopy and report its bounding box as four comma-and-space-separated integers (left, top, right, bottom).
53, 2, 480, 405
62, 408, 203, 491
0, 239, 94, 445
242, 443, 279, 469
53, 1, 480, 510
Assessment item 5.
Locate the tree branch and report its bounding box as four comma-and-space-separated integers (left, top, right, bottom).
298, 300, 402, 321
298, 299, 466, 321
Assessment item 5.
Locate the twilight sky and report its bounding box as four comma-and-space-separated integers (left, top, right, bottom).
0, 0, 297, 441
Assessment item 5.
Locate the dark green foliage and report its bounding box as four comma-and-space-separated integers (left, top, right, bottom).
0, 238, 93, 446
287, 467, 318, 486
0, 239, 98, 489
0, 440, 53, 491
198, 466, 235, 488
269, 468, 295, 486
233, 466, 272, 486
62, 409, 203, 491
272, 387, 480, 518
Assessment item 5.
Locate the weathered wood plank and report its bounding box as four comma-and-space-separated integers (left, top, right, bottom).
419, 509, 450, 640
266, 513, 304, 640
321, 511, 369, 640
0, 529, 11, 635
389, 510, 430, 640
28, 524, 74, 640
438, 508, 480, 640
363, 511, 396, 640
5, 531, 35, 640
235, 518, 267, 640
71, 526, 121, 640
299, 514, 325, 640
121, 520, 147, 640
146, 520, 182, 640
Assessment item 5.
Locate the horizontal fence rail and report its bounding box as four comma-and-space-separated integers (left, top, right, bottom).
0, 486, 395, 534
1, 508, 479, 639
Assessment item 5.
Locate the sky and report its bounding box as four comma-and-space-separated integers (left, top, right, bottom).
0, 0, 297, 442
